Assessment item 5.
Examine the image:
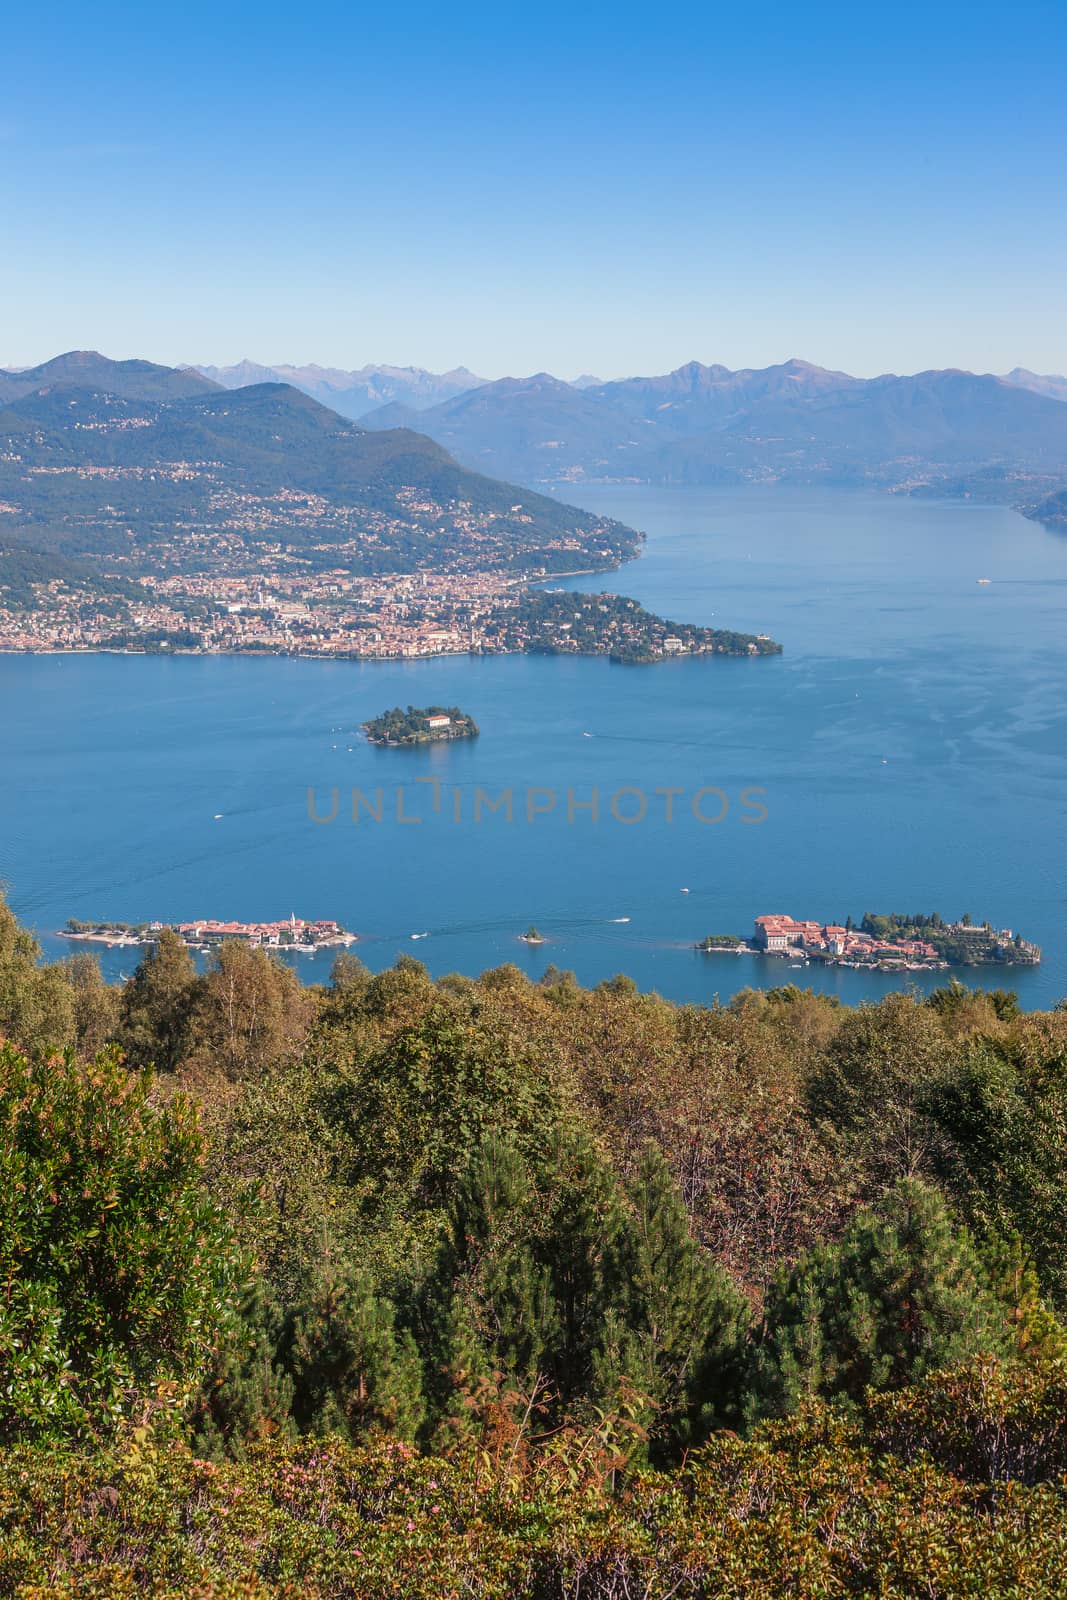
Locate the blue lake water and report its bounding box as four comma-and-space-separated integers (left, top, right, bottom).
1, 485, 1065, 1007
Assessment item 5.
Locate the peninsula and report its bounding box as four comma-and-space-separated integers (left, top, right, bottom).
363, 706, 479, 746
61, 915, 355, 953
697, 912, 1041, 970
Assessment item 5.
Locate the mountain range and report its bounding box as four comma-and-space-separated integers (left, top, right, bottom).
193, 361, 486, 419
356, 360, 1067, 497
0, 353, 633, 580
4, 352, 1067, 577
170, 356, 1067, 502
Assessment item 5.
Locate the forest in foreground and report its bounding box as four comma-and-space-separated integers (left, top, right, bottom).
2, 891, 1067, 1597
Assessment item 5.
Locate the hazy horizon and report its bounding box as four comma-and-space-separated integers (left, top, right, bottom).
3, 0, 1065, 377
4, 349, 1065, 387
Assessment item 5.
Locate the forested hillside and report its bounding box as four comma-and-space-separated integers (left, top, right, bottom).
2, 890, 1067, 1596
0, 354, 635, 578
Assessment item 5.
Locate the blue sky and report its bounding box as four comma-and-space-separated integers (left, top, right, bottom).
2, 0, 1065, 378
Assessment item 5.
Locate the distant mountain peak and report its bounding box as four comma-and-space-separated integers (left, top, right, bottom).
45, 348, 106, 365
192, 360, 487, 420
781, 357, 831, 374
1001, 367, 1067, 403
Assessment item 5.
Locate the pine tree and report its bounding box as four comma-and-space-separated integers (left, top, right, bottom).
189, 1284, 296, 1461
604, 1146, 750, 1451
287, 1263, 425, 1442
425, 1134, 561, 1444
423, 1131, 621, 1439
445, 1135, 558, 1382
537, 1130, 624, 1401
751, 1179, 1012, 1419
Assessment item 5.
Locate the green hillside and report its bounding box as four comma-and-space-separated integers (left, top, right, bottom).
0, 538, 147, 610
0, 359, 637, 578
0, 348, 219, 404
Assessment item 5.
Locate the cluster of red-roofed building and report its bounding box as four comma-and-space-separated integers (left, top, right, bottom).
167, 914, 350, 949
753, 914, 939, 964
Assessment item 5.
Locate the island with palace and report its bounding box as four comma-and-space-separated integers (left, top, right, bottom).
363, 705, 479, 746
697, 912, 1041, 970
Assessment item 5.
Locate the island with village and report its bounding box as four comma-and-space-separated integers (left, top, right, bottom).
363, 705, 479, 747
697, 912, 1041, 970
60, 914, 356, 954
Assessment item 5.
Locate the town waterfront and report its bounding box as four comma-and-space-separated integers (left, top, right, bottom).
2, 486, 1065, 1008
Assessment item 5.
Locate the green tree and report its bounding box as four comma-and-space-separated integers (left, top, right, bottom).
806, 993, 949, 1185
438, 1134, 557, 1387
192, 941, 312, 1081
337, 1000, 567, 1271
604, 1146, 750, 1451
425, 1131, 609, 1432
65, 949, 121, 1057
0, 892, 76, 1057
750, 1179, 1011, 1420
189, 1284, 296, 1461
0, 1040, 244, 1442
427, 1135, 748, 1460
287, 1263, 425, 1442
930, 1040, 1067, 1308
120, 927, 201, 1074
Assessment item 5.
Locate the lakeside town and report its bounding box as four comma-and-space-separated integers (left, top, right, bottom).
698, 912, 1042, 970
0, 564, 778, 662
61, 914, 356, 954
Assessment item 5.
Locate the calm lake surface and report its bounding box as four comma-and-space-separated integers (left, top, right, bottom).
2, 486, 1065, 1007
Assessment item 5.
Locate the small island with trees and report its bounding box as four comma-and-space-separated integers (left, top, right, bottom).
363, 705, 479, 747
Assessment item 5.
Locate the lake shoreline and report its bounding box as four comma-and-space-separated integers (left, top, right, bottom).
4, 486, 1064, 1009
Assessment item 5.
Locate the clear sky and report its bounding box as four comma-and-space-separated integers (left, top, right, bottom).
2, 0, 1065, 379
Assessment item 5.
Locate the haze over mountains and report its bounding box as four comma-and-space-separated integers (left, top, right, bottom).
175, 355, 1067, 506
1003, 368, 1067, 405
356, 359, 1067, 497
193, 361, 486, 419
